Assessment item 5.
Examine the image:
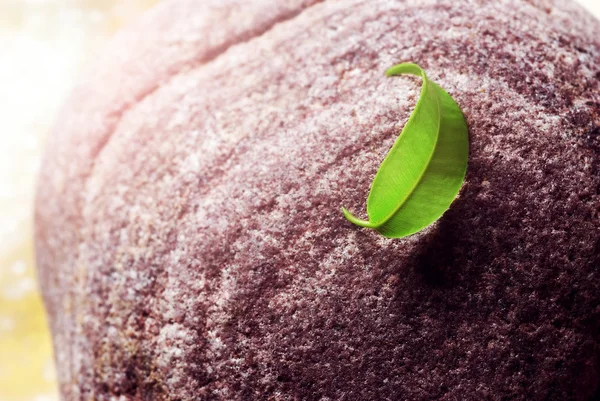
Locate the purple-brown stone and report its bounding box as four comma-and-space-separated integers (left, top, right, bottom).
35, 0, 600, 399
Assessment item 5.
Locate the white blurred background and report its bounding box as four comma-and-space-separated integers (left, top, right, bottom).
0, 1, 597, 400
0, 2, 158, 400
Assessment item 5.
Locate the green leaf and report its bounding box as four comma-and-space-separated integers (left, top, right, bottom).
342, 63, 469, 238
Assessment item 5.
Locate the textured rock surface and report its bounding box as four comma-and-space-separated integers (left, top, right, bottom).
35, 0, 600, 399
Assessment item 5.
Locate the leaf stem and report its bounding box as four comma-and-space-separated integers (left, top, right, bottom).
341, 207, 380, 228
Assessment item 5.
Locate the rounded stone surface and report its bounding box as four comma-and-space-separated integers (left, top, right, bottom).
35, 0, 600, 400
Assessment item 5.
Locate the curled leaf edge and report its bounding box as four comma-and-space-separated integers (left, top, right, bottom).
341, 62, 443, 230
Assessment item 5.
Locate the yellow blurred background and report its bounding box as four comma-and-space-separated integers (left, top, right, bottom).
0, 1, 597, 400
0, 2, 158, 400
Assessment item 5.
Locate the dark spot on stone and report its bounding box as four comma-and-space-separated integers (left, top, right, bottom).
570, 110, 591, 127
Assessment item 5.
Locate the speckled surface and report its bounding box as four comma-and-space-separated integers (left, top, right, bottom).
35, 0, 600, 400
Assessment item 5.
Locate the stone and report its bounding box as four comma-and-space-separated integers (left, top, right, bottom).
35, 0, 600, 399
